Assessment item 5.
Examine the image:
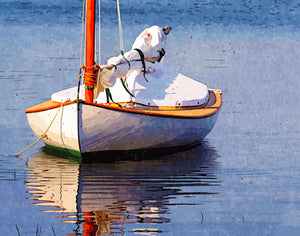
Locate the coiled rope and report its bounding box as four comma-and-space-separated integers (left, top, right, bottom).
15, 102, 65, 156
83, 70, 98, 89
82, 64, 99, 90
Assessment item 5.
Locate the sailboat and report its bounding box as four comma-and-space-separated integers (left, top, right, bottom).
25, 0, 222, 156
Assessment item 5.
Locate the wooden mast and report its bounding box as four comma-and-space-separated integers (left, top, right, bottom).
85, 0, 96, 103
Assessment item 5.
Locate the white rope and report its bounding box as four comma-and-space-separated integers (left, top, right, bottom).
98, 0, 101, 65
79, 0, 86, 90
116, 0, 125, 54
80, 0, 86, 68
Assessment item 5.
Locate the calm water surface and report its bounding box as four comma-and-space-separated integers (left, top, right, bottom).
0, 0, 299, 235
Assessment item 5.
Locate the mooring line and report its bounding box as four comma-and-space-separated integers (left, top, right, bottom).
15, 102, 65, 156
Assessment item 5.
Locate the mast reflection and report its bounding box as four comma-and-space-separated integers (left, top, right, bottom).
26, 142, 220, 235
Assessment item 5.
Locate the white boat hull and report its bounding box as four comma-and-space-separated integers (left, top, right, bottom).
26, 102, 81, 153
79, 103, 219, 153
26, 90, 221, 156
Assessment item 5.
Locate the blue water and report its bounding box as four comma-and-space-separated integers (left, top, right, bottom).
0, 0, 299, 235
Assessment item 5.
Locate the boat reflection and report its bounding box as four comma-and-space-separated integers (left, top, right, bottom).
26, 142, 220, 235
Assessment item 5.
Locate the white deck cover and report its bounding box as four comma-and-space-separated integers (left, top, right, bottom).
51, 85, 85, 102
52, 63, 209, 107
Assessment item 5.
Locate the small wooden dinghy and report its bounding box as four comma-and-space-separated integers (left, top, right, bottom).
25, 0, 222, 156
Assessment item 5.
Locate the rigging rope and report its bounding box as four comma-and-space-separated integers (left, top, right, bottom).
80, 0, 86, 68
98, 0, 101, 65
77, 0, 86, 103
116, 0, 125, 55
116, 0, 132, 99
15, 102, 65, 156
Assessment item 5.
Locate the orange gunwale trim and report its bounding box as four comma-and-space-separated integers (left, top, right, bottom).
89, 91, 222, 119
26, 91, 221, 119
25, 100, 76, 113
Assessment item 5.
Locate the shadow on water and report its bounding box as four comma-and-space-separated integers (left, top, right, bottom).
26, 141, 220, 235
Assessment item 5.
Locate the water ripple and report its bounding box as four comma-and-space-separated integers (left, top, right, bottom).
25, 142, 220, 235
0, 0, 298, 28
